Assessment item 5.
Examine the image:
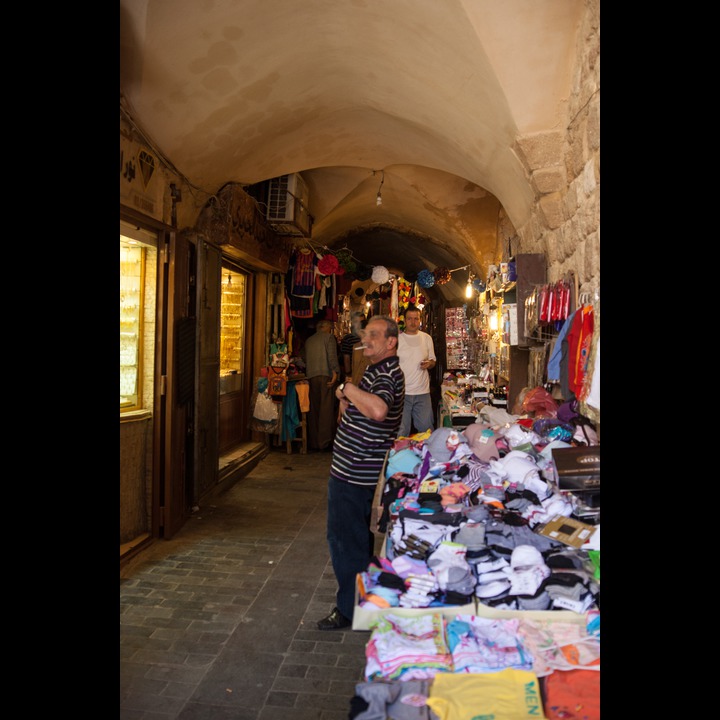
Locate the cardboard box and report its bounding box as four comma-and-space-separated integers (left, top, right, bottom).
551, 446, 600, 492
352, 573, 476, 630
370, 451, 390, 533
537, 515, 597, 549
474, 601, 588, 623
352, 586, 586, 630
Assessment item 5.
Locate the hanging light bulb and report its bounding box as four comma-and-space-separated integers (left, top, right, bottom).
465, 270, 473, 299
489, 304, 499, 331
375, 169, 384, 207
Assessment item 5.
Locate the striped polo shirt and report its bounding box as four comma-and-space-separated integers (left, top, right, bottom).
330, 355, 405, 487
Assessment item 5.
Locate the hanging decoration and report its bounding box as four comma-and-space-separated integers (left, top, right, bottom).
396, 278, 413, 329
335, 248, 357, 275
317, 253, 340, 276
371, 265, 390, 285
396, 278, 412, 322
433, 266, 451, 285
472, 277, 486, 293
417, 269, 435, 288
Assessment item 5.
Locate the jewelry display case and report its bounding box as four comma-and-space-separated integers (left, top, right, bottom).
120, 242, 145, 408
220, 268, 246, 384
219, 266, 248, 452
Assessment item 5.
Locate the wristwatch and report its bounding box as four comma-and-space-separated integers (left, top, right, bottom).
338, 382, 346, 393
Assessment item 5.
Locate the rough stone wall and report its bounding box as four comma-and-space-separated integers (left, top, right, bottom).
513, 0, 600, 302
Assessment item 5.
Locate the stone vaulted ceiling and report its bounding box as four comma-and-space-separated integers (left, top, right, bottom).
120, 0, 585, 303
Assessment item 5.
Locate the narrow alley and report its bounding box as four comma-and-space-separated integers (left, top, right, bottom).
120, 446, 371, 720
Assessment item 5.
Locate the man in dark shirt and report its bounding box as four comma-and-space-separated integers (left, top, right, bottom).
301, 319, 341, 451
317, 315, 405, 630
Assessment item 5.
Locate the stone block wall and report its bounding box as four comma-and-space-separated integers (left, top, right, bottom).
514, 0, 600, 301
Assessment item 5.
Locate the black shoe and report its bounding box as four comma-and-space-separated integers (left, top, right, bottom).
317, 607, 351, 630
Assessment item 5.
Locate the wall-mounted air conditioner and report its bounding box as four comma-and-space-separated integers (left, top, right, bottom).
266, 173, 312, 237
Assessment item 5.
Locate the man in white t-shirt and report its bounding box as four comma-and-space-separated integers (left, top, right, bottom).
397, 306, 436, 437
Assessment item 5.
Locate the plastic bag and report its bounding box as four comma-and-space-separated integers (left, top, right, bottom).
557, 399, 579, 423
521, 386, 558, 418
253, 390, 278, 422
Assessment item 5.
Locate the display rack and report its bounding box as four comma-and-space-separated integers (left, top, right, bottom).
445, 306, 470, 369
464, 254, 548, 411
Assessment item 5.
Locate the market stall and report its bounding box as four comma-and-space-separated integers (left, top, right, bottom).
348, 404, 600, 719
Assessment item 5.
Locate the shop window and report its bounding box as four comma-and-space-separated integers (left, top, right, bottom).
120, 221, 158, 412
220, 265, 247, 379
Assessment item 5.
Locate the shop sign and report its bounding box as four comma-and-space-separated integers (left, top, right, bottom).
120, 136, 164, 221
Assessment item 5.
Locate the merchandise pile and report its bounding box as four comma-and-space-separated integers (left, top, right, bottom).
361, 417, 600, 614
348, 414, 601, 719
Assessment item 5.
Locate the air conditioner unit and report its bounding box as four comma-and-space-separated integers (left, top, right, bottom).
266, 173, 312, 237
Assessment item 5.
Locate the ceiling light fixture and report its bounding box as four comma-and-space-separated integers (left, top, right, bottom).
375, 169, 385, 207
445, 263, 482, 299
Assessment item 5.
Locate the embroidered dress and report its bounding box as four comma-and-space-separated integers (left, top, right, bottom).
289, 248, 317, 297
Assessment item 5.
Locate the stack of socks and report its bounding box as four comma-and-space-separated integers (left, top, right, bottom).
508, 545, 552, 610
398, 572, 438, 608
544, 572, 600, 612
427, 541, 474, 594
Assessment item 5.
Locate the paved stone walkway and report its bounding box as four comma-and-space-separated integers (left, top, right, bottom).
120, 447, 371, 720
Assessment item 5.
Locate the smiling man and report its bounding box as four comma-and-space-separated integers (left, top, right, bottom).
317, 315, 405, 630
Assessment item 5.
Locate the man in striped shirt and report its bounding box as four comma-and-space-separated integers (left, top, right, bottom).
317, 315, 405, 630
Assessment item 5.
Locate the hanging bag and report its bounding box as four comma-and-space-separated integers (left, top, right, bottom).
267, 366, 288, 396
253, 390, 279, 422
269, 342, 290, 369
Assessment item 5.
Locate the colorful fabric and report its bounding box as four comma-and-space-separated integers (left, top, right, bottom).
289, 248, 318, 297
542, 667, 600, 720
295, 380, 310, 413
364, 612, 453, 681
445, 615, 534, 674
516, 618, 600, 678
426, 669, 546, 720
566, 305, 594, 397
546, 312, 575, 383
